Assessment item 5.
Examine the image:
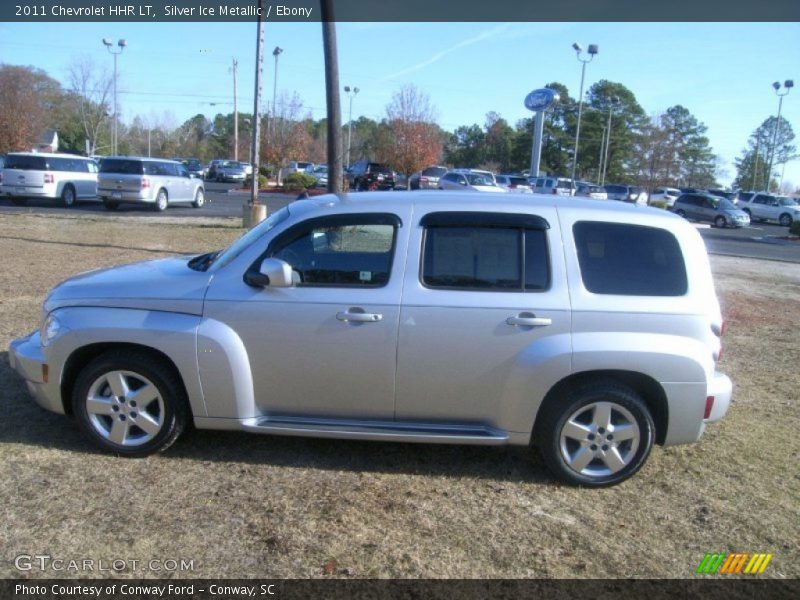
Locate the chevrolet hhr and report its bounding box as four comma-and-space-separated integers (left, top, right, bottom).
9, 192, 732, 486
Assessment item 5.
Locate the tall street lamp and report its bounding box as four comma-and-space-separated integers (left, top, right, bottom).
272, 46, 283, 120
570, 42, 598, 188
765, 79, 793, 191
102, 38, 126, 155
344, 85, 359, 168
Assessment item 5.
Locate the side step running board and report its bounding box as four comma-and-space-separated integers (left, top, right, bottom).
240, 416, 510, 445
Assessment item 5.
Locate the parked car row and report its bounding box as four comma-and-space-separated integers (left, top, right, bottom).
0, 152, 205, 211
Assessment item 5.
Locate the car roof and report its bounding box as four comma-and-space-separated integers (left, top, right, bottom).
103, 156, 182, 163
6, 152, 93, 159
287, 190, 685, 227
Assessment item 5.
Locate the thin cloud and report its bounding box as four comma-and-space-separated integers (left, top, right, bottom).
382, 24, 511, 81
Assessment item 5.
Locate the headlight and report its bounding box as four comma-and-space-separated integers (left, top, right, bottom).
40, 313, 63, 347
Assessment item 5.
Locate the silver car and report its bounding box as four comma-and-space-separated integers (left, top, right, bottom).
672, 193, 750, 228
97, 157, 205, 211
9, 192, 731, 487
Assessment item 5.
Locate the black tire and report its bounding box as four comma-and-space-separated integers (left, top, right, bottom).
71, 350, 189, 457
154, 189, 168, 212
675, 209, 686, 218
10, 196, 27, 206
714, 215, 726, 228
103, 199, 119, 211
191, 188, 205, 208
61, 185, 76, 208
779, 213, 793, 227
535, 382, 655, 487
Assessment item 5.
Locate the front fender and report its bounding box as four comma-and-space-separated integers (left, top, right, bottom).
50, 307, 206, 417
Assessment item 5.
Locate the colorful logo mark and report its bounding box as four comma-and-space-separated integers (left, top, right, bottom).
697, 553, 773, 575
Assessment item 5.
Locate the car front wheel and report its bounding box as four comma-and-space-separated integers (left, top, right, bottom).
192, 188, 205, 208
714, 215, 727, 228
72, 350, 188, 456
535, 383, 655, 487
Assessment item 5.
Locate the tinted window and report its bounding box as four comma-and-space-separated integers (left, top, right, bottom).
574, 222, 687, 296
509, 177, 528, 186
422, 167, 447, 177
5, 154, 47, 170
272, 223, 395, 287
422, 225, 550, 292
100, 159, 144, 174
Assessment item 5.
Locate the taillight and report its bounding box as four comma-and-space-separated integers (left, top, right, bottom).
141, 176, 151, 189
510, 183, 517, 189
44, 173, 54, 183
420, 177, 428, 185
704, 396, 714, 420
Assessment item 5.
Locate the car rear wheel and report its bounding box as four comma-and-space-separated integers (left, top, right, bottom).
61, 185, 76, 208
72, 350, 188, 456
154, 189, 168, 212
779, 213, 793, 227
714, 215, 727, 228
535, 383, 655, 487
191, 188, 205, 208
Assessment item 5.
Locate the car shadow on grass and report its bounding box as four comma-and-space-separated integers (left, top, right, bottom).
0, 234, 188, 255
0, 352, 552, 485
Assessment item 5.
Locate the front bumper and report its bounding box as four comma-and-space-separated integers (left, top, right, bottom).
8, 331, 65, 414
705, 371, 732, 423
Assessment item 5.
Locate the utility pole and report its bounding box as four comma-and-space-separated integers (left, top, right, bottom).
244, 0, 266, 227
232, 58, 239, 161
321, 0, 342, 193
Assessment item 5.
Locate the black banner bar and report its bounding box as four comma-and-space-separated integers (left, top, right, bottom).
1, 0, 799, 22
3, 579, 800, 600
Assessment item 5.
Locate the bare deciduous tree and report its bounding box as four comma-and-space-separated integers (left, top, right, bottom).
68, 57, 112, 155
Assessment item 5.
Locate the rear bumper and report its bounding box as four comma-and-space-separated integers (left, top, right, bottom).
705, 371, 732, 423
8, 331, 65, 415
0, 185, 56, 199
97, 189, 153, 203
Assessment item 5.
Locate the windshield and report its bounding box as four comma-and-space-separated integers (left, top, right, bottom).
711, 197, 737, 210
466, 173, 493, 186
209, 207, 291, 271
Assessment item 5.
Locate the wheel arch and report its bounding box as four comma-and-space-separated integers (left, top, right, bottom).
534, 370, 669, 446
61, 342, 190, 418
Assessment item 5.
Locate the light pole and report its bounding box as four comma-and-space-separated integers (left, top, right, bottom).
600, 96, 618, 186
344, 86, 359, 168
765, 79, 793, 191
102, 38, 126, 155
570, 42, 598, 188
272, 46, 283, 122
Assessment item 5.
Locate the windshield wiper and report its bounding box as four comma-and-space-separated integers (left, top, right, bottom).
187, 251, 220, 272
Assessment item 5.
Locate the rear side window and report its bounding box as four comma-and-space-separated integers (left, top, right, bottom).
100, 159, 144, 175
573, 222, 687, 296
421, 213, 551, 292
5, 155, 47, 170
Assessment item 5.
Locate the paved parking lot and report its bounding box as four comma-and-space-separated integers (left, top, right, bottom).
1, 187, 798, 262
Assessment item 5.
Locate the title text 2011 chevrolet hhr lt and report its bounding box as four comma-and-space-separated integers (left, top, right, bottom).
9, 192, 732, 486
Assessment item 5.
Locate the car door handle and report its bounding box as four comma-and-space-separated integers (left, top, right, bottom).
336, 309, 383, 323
506, 313, 552, 327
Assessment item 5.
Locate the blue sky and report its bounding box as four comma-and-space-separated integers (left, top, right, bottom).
1, 21, 798, 187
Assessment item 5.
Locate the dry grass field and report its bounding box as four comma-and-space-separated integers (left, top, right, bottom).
0, 212, 797, 579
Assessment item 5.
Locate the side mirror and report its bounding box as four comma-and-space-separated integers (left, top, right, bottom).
244, 258, 296, 288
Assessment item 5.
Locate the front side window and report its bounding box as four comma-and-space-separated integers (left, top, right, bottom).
574, 221, 687, 296
271, 219, 396, 287
421, 214, 551, 292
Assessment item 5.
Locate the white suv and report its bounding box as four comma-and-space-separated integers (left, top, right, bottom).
738, 192, 800, 227
0, 152, 98, 207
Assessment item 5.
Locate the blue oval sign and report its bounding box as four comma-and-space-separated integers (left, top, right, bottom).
524, 88, 559, 112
